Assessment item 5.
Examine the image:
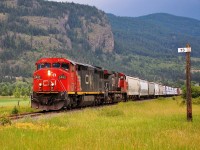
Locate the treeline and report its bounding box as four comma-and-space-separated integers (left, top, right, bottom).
0, 0, 104, 27
182, 86, 200, 104
0, 81, 31, 97
0, 63, 32, 77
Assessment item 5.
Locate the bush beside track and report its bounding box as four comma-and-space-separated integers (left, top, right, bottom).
182, 86, 200, 104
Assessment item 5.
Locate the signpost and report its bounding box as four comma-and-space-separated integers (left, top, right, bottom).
178, 44, 192, 121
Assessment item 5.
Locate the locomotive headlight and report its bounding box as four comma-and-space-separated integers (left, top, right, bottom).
48, 70, 51, 76
39, 83, 42, 87
51, 83, 55, 87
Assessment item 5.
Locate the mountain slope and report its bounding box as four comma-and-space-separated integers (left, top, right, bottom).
107, 13, 200, 85
108, 13, 200, 57
0, 0, 200, 86
0, 0, 114, 78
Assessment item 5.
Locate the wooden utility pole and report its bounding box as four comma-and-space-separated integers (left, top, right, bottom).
178, 44, 192, 121
186, 44, 192, 121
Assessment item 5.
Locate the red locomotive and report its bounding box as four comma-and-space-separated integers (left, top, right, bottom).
31, 58, 127, 110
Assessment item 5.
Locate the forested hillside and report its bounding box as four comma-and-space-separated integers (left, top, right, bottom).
0, 0, 114, 80
108, 13, 200, 57
108, 13, 200, 85
0, 0, 200, 89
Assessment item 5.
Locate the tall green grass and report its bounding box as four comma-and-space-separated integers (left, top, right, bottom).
0, 96, 30, 106
0, 96, 36, 114
0, 97, 200, 149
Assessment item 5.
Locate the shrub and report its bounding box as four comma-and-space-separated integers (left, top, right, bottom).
0, 113, 11, 126
11, 106, 19, 115
182, 86, 200, 104
182, 86, 200, 99
182, 86, 186, 99
192, 86, 200, 98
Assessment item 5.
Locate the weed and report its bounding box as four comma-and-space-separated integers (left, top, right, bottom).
11, 106, 19, 115
180, 99, 186, 106
0, 113, 11, 126
158, 97, 164, 100
172, 96, 176, 100
193, 97, 200, 105
100, 109, 124, 117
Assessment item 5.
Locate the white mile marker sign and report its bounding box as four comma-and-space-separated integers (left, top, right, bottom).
178, 47, 191, 53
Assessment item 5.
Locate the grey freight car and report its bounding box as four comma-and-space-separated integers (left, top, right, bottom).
148, 82, 155, 97
126, 76, 140, 99
139, 79, 149, 97
159, 84, 164, 96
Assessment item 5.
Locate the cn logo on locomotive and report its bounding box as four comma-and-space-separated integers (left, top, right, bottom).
43, 80, 57, 86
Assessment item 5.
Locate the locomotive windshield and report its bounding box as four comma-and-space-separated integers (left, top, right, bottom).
52, 63, 60, 68
37, 62, 69, 70
37, 63, 51, 70
61, 63, 69, 70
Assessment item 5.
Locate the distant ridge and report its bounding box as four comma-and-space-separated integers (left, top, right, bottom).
0, 0, 200, 85
107, 13, 200, 85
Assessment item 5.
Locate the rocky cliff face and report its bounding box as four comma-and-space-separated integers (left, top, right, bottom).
0, 0, 114, 77
0, 0, 114, 53
87, 23, 114, 53
20, 12, 114, 53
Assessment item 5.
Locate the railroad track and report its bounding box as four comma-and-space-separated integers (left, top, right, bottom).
6, 104, 112, 121
8, 112, 44, 120
3, 97, 166, 122
6, 109, 66, 121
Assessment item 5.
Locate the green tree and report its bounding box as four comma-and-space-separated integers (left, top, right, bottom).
14, 87, 21, 98
1, 84, 9, 96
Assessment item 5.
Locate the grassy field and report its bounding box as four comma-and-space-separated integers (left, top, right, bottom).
0, 97, 200, 149
0, 96, 35, 115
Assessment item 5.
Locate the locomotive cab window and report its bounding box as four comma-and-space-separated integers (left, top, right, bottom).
37, 63, 51, 70
61, 63, 69, 71
52, 63, 60, 68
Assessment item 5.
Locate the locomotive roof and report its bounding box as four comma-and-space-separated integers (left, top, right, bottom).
36, 58, 75, 64
36, 57, 102, 70
75, 62, 95, 68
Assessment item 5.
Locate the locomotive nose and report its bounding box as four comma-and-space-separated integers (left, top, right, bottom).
33, 69, 59, 92
33, 68, 69, 93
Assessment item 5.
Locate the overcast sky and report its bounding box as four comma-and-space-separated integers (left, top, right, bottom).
50, 0, 200, 20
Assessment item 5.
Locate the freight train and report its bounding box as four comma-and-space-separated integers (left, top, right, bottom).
31, 58, 181, 111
